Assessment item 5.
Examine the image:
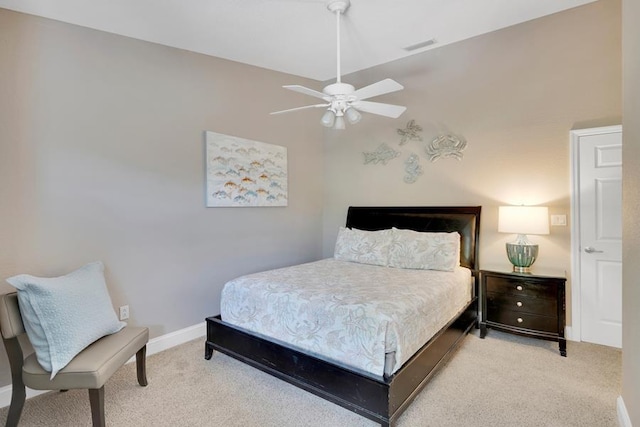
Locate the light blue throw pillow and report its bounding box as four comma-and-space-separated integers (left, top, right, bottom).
6, 261, 126, 379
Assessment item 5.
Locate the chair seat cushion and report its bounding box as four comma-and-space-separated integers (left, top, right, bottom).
23, 326, 148, 390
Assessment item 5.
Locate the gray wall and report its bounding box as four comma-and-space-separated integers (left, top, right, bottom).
322, 0, 621, 328
0, 8, 325, 386
622, 0, 640, 422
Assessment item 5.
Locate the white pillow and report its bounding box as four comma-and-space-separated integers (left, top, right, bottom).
6, 261, 126, 379
334, 227, 392, 267
388, 228, 461, 271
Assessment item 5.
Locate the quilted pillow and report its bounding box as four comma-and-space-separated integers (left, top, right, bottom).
334, 227, 392, 267
388, 228, 461, 271
6, 261, 126, 379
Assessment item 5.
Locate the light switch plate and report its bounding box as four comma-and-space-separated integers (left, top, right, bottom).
551, 215, 567, 226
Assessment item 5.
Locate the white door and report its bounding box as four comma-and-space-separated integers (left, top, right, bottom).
575, 126, 622, 348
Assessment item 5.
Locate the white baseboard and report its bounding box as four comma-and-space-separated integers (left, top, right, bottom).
617, 396, 633, 427
565, 326, 573, 341
564, 326, 581, 342
144, 321, 206, 358
0, 322, 206, 409
0, 387, 50, 409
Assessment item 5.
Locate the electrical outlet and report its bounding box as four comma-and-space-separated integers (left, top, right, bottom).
119, 305, 129, 320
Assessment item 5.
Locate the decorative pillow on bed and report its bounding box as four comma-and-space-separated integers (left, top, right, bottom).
6, 261, 126, 379
334, 227, 392, 266
388, 228, 461, 271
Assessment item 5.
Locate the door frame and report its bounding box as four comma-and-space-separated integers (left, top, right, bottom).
569, 125, 622, 342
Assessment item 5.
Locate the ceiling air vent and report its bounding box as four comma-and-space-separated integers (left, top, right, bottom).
404, 38, 437, 52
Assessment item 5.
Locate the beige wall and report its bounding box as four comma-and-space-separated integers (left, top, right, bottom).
322, 0, 621, 327
0, 8, 325, 385
622, 0, 640, 422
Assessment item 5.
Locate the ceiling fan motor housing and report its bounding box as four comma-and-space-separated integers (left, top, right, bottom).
323, 82, 355, 97
324, 82, 356, 113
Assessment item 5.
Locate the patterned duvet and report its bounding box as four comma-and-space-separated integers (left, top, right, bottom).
220, 258, 472, 377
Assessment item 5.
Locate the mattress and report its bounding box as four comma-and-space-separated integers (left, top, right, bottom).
220, 258, 472, 377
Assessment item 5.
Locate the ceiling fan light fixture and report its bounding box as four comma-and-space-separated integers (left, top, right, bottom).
321, 109, 336, 127
345, 107, 361, 124
334, 115, 346, 130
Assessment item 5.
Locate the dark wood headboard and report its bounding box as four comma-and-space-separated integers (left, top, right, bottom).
345, 206, 482, 271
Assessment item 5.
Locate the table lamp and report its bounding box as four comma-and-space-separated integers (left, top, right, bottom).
498, 206, 550, 272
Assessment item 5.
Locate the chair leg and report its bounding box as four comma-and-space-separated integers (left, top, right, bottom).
3, 337, 26, 427
88, 387, 105, 427
5, 385, 25, 427
136, 345, 148, 386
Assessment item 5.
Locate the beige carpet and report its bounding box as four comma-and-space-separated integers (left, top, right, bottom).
0, 330, 621, 426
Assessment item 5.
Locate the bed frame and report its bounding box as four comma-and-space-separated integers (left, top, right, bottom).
205, 206, 481, 426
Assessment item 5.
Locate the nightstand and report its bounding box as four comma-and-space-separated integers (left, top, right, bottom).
479, 268, 567, 356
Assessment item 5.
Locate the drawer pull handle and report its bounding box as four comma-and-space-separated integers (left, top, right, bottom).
516, 301, 523, 307
517, 318, 524, 323
516, 285, 523, 291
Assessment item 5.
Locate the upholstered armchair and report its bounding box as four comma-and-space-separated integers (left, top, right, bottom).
0, 292, 149, 427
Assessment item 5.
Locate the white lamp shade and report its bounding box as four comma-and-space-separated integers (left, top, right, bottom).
498, 206, 550, 235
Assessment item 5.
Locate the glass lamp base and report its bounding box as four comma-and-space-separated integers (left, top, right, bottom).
505, 242, 539, 273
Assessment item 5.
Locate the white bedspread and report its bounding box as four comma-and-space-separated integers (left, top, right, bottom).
220, 258, 472, 377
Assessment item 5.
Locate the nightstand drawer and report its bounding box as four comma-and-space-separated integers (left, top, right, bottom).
485, 276, 557, 299
487, 309, 557, 333
486, 292, 557, 317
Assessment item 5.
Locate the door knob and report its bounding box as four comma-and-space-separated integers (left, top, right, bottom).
584, 246, 604, 253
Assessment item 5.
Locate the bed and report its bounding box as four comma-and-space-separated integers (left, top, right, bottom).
205, 206, 481, 426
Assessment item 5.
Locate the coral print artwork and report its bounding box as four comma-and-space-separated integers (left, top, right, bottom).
206, 131, 288, 207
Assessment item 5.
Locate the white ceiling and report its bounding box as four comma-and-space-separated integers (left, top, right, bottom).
0, 0, 597, 82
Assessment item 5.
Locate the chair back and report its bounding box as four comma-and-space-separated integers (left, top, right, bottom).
0, 293, 25, 339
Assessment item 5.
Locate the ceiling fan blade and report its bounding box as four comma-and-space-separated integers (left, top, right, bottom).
283, 85, 330, 101
353, 78, 404, 101
351, 101, 407, 118
270, 103, 330, 115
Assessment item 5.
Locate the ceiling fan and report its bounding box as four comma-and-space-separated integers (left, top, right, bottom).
270, 0, 407, 130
